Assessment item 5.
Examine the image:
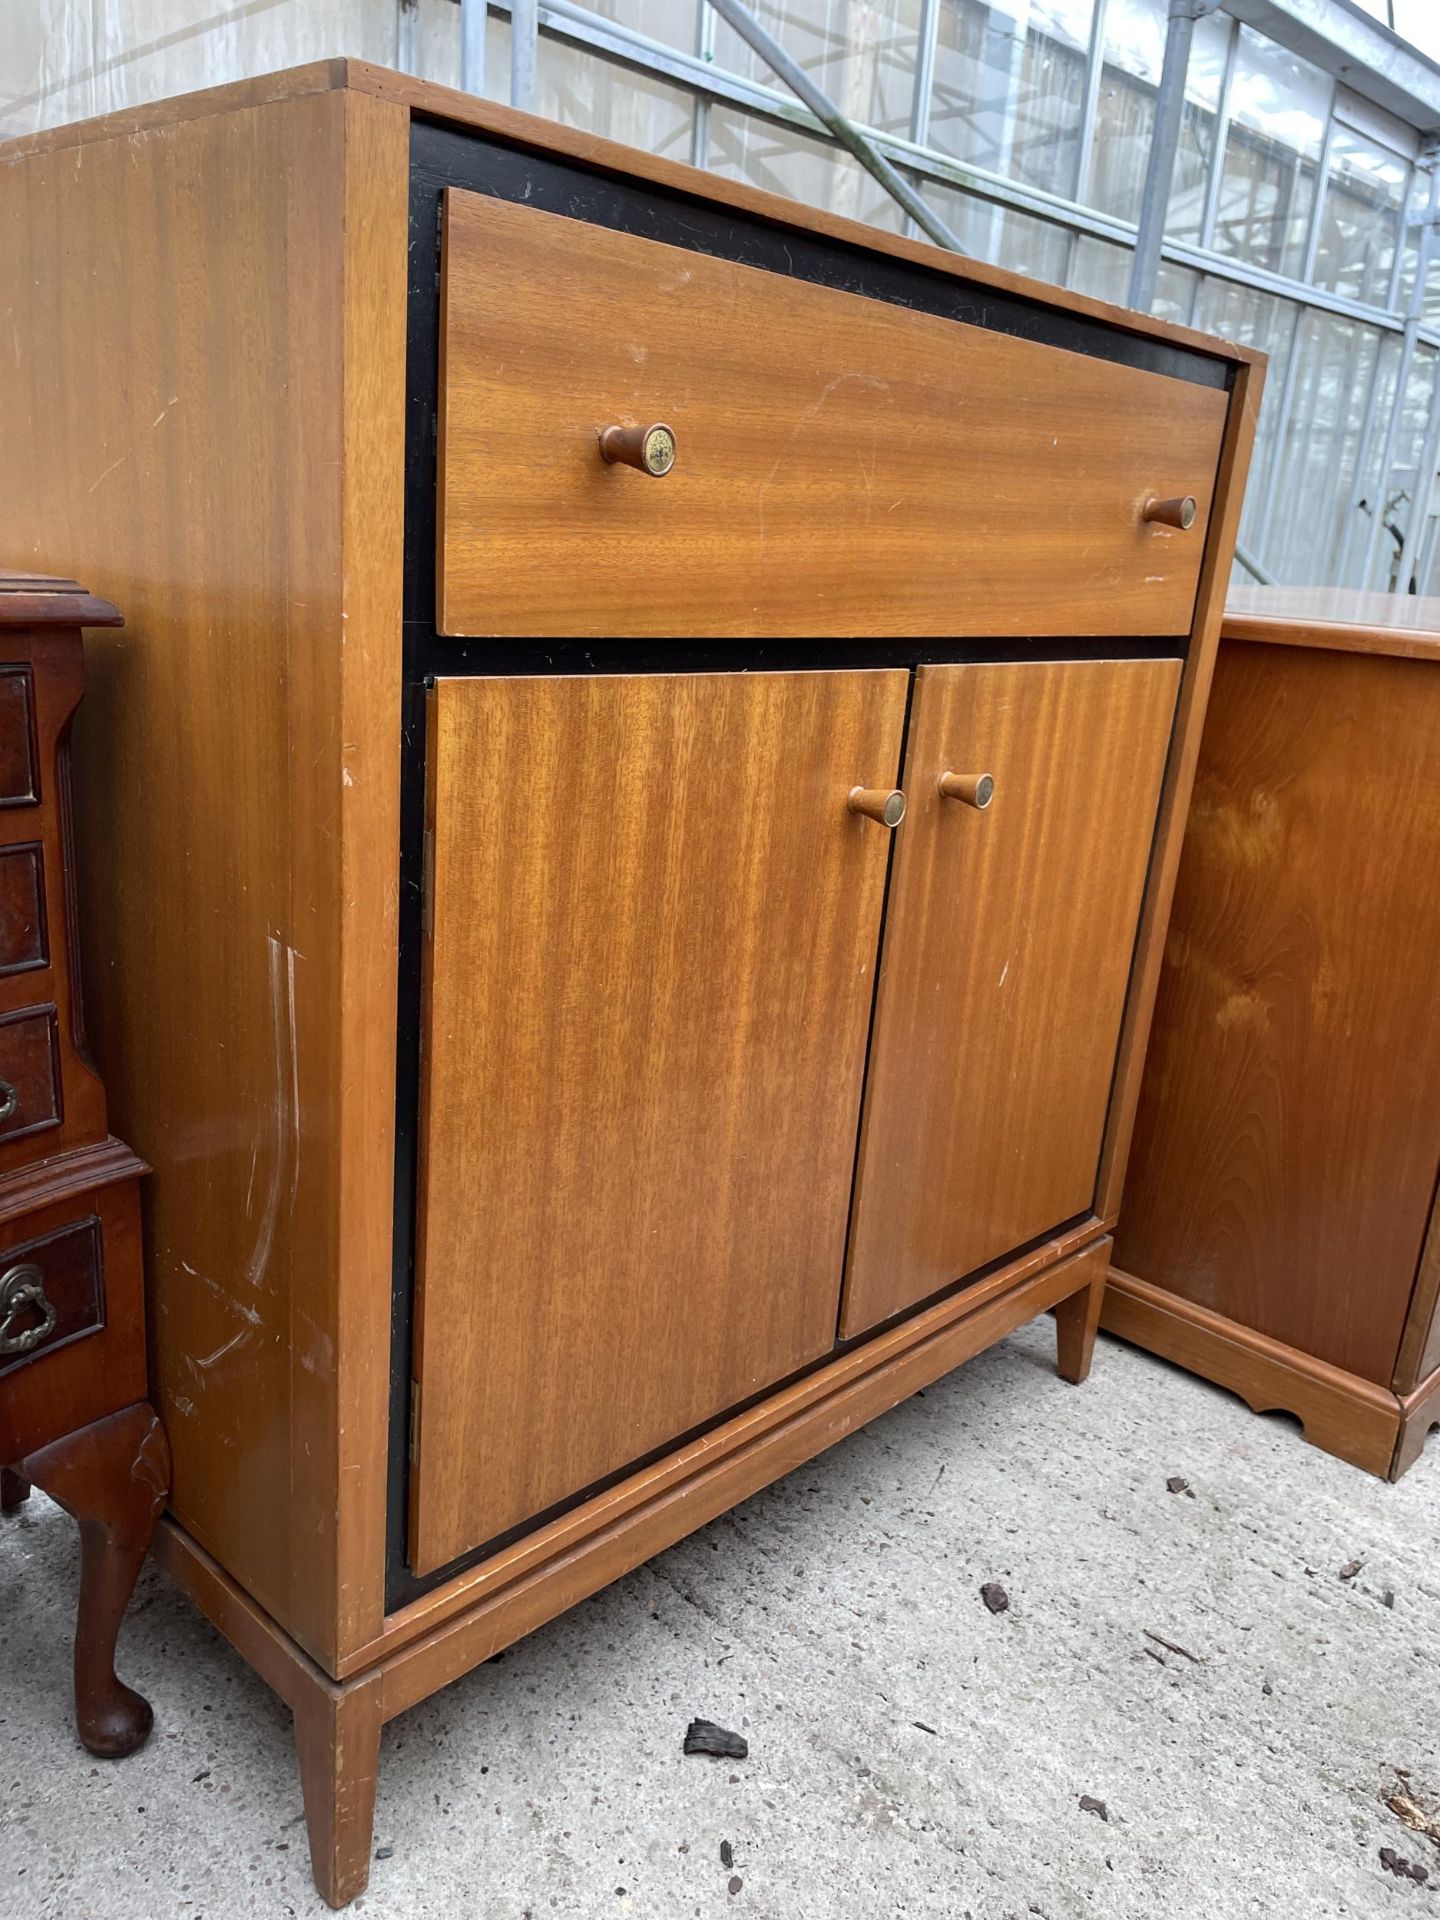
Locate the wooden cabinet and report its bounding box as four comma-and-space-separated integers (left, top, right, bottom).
0, 573, 168, 1762
1108, 588, 1440, 1480
0, 62, 1260, 1908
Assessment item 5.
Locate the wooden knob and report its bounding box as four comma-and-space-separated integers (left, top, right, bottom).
848, 786, 906, 828
1143, 494, 1197, 530
939, 771, 994, 809
599, 422, 677, 477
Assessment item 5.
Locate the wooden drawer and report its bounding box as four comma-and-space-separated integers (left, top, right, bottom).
438, 191, 1228, 640
0, 1213, 104, 1378
0, 1003, 61, 1144
0, 665, 39, 806
0, 841, 47, 976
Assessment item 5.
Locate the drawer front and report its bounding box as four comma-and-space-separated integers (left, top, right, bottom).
438, 190, 1227, 640
0, 841, 46, 976
842, 656, 1181, 1338
0, 1003, 61, 1143
0, 666, 39, 806
0, 1214, 103, 1377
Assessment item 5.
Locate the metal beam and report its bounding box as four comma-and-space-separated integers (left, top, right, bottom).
1223, 0, 1440, 136
1196, 12, 1237, 251
701, 0, 967, 253
512, 0, 538, 110
460, 0, 486, 94
1129, 0, 1223, 312
1071, 0, 1111, 211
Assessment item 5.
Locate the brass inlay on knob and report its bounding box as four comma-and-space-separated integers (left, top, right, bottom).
849, 786, 906, 828
599, 422, 677, 477
939, 771, 995, 809
0, 1261, 57, 1357
1143, 494, 1197, 530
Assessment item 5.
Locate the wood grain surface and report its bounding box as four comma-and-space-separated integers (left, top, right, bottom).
1102, 1267, 1401, 1476
1114, 639, 1440, 1386
1225, 586, 1440, 660
439, 190, 1226, 640
410, 669, 907, 1573
0, 86, 410, 1668
842, 658, 1179, 1338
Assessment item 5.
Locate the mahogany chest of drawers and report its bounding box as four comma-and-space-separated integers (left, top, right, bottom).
0, 62, 1259, 1904
1109, 587, 1440, 1479
0, 572, 167, 1758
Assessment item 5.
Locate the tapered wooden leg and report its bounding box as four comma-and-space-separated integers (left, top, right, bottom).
294, 1671, 385, 1909
1, 1465, 30, 1511
19, 1402, 169, 1757
1054, 1275, 1105, 1385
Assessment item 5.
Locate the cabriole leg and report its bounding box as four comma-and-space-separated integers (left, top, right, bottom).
20, 1402, 170, 1757
1, 1465, 31, 1511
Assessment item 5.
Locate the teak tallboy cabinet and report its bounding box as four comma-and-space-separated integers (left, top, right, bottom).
0, 62, 1261, 1905
1109, 587, 1440, 1480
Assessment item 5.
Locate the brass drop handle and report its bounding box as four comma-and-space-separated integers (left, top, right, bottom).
939, 771, 995, 809
1143, 494, 1197, 530
0, 1261, 57, 1357
0, 1078, 16, 1124
848, 786, 906, 828
599, 422, 677, 477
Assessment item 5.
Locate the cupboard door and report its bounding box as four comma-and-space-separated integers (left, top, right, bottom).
410, 669, 907, 1574
841, 658, 1180, 1340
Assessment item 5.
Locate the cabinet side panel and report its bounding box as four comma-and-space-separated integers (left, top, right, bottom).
1115, 645, 1440, 1385
0, 88, 406, 1663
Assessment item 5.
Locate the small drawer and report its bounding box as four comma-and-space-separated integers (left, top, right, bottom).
0, 1004, 61, 1143
0, 842, 47, 975
0, 1214, 103, 1376
438, 190, 1229, 641
0, 666, 39, 807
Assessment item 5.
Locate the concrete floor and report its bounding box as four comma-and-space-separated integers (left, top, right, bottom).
3, 1323, 1438, 1920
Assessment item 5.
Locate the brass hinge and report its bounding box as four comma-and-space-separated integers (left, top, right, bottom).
409, 1383, 421, 1463
421, 827, 435, 938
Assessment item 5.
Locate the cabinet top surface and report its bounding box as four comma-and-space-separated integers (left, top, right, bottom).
1224, 587, 1440, 662
0, 570, 122, 630
0, 59, 1256, 379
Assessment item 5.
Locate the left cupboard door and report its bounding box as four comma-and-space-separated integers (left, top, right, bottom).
408, 670, 908, 1575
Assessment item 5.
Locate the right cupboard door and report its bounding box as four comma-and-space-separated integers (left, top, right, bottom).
841, 657, 1181, 1339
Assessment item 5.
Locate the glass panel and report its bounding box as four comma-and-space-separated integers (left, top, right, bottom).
413, 0, 510, 95
584, 0, 705, 52
707, 105, 908, 229
1264, 313, 1386, 584
1336, 333, 1402, 584
2, 0, 394, 137
1193, 278, 1300, 556
1154, 258, 1199, 326
536, 41, 694, 161
923, 177, 1071, 283
1375, 343, 1438, 591
712, 1, 925, 135
1313, 129, 1408, 307
929, 0, 1096, 200
1070, 234, 1129, 304
1212, 25, 1329, 279
1081, 0, 1228, 234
